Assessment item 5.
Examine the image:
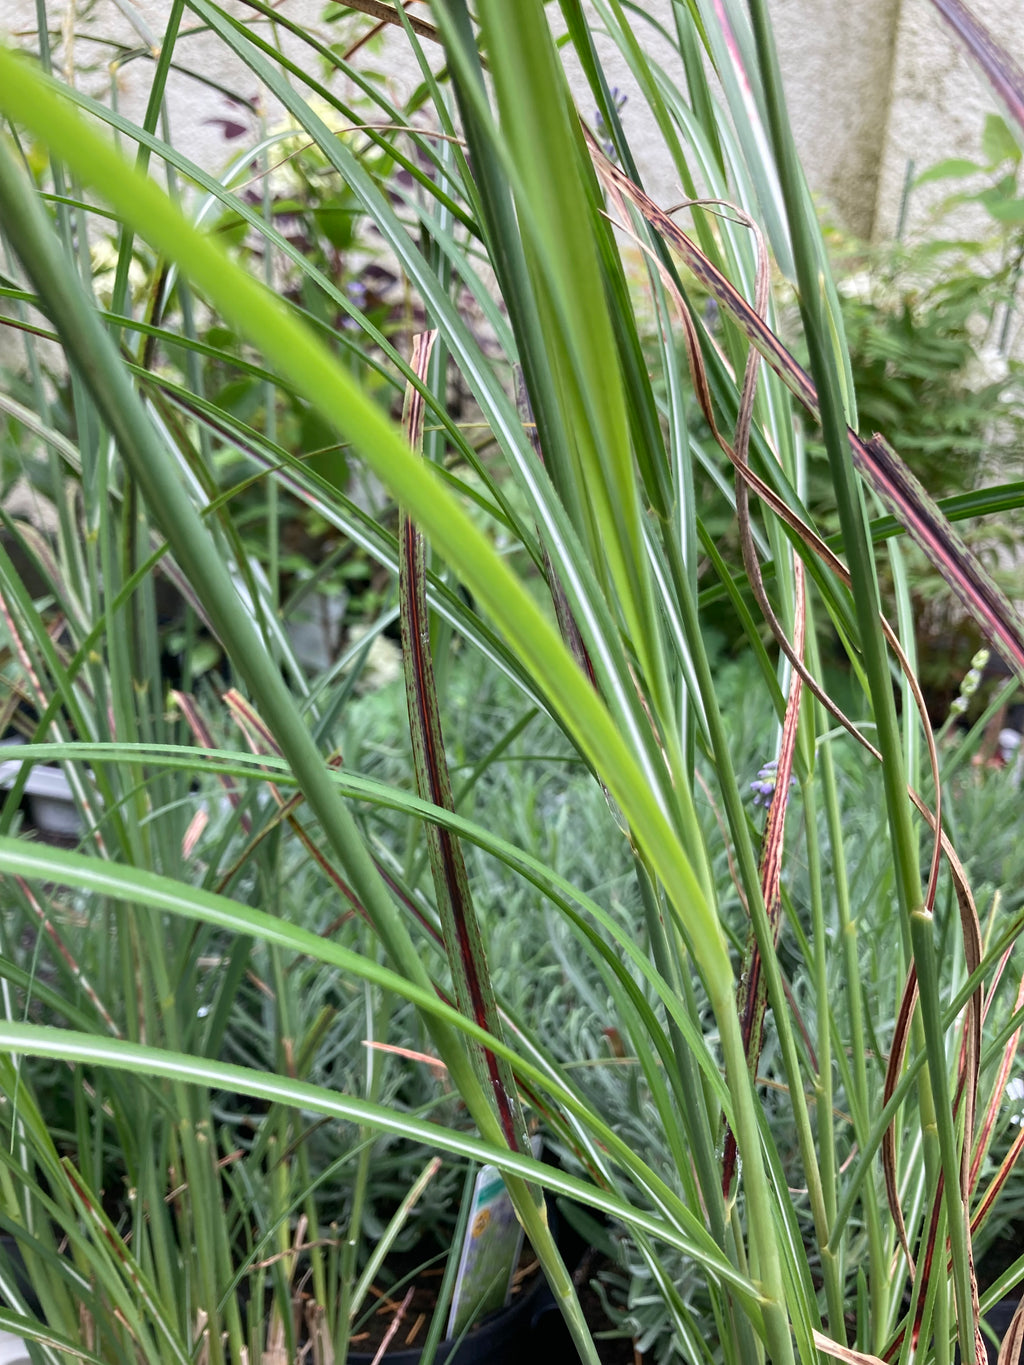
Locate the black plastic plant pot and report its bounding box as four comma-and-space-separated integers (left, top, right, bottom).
347, 1267, 554, 1365
0, 1236, 40, 1318
955, 1296, 1023, 1365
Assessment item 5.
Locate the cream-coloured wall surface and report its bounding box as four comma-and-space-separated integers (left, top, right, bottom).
0, 0, 1020, 244
0, 0, 353, 180
769, 0, 903, 238
873, 0, 1024, 239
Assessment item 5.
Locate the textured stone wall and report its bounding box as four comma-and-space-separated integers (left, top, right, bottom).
874, 0, 1024, 238
0, 0, 1021, 244
770, 0, 903, 238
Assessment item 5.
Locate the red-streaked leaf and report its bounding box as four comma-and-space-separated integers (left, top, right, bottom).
399, 331, 529, 1156
722, 563, 804, 1199
333, 0, 438, 43
909, 1159, 987, 1365
883, 964, 920, 1279
859, 432, 1024, 690
971, 1125, 1024, 1241
881, 804, 984, 1299
971, 962, 1024, 1191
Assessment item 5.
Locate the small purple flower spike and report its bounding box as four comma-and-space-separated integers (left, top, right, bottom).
750, 759, 795, 809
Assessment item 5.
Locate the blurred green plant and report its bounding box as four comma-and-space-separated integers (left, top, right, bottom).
797, 114, 1024, 700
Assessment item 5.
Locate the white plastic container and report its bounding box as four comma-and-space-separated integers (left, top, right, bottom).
0, 740, 83, 838
0, 1332, 30, 1365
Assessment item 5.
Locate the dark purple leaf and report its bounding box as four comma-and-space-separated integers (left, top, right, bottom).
204, 117, 249, 141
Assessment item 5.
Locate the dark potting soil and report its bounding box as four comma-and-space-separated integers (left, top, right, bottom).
350, 1267, 442, 1355
526, 1249, 642, 1365
572, 1255, 644, 1364
349, 1251, 540, 1362
350, 1248, 643, 1363
972, 1235, 1024, 1365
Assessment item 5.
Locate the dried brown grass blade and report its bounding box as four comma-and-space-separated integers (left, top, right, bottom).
812, 1330, 887, 1364
371, 1286, 415, 1365
590, 136, 1024, 682
998, 1294, 1024, 1365
601, 173, 945, 914
304, 1302, 334, 1365
971, 962, 1024, 1192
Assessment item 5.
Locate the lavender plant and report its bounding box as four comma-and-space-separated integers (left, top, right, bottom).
0, 2, 1022, 1364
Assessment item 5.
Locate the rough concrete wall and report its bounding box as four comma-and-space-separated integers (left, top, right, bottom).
0, 0, 1020, 243
769, 0, 903, 238
873, 0, 1024, 240
555, 0, 903, 237
0, 0, 370, 178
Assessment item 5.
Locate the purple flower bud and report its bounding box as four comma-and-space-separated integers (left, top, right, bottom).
749, 759, 795, 809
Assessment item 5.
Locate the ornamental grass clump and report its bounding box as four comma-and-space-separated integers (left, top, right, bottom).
0, 2, 1022, 1363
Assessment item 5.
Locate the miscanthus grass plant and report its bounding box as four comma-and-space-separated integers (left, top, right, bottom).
0, 2, 1023, 1363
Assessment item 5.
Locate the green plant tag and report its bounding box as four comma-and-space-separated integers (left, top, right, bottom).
445, 1151, 535, 1341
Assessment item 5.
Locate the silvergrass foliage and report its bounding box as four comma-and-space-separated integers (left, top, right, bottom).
0, 3, 1021, 1364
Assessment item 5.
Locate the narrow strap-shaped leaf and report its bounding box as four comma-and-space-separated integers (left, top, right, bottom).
861, 431, 1024, 685
970, 963, 1024, 1190
997, 1294, 1024, 1365
812, 1331, 887, 1365
722, 562, 804, 1199
880, 802, 983, 1347
592, 141, 1024, 680
399, 331, 530, 1156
